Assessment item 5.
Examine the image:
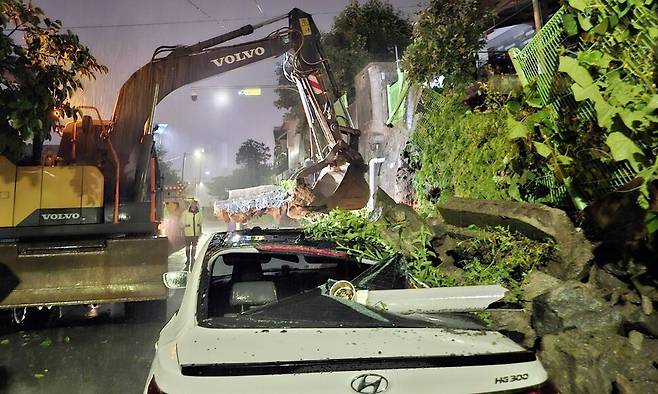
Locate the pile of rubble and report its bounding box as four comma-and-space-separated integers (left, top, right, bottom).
213, 185, 290, 224
432, 197, 658, 393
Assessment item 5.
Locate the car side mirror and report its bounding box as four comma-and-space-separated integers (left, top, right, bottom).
163, 271, 188, 289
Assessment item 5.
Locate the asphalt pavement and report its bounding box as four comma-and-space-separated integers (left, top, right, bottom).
0, 231, 215, 394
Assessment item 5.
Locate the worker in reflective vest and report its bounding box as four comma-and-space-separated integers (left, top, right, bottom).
182, 199, 202, 269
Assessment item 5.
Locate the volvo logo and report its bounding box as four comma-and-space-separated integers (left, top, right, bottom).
41, 213, 80, 220
351, 374, 389, 393
210, 46, 266, 67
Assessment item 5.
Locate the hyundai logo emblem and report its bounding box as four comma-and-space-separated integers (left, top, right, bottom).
351, 373, 389, 393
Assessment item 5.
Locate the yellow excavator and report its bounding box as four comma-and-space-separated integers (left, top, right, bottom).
0, 9, 369, 320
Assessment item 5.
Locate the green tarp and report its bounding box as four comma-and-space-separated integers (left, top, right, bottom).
386, 69, 411, 127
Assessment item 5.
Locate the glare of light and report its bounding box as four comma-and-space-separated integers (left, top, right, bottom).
194, 148, 204, 158
238, 88, 262, 96
214, 91, 230, 107
205, 170, 211, 175
199, 182, 204, 187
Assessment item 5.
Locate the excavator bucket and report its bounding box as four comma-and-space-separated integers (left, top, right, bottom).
290, 162, 369, 216
319, 163, 370, 210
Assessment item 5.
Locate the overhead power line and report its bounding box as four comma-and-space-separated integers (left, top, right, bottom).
182, 0, 226, 29
59, 5, 422, 30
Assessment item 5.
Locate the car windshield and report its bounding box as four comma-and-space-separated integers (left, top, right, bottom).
197, 250, 485, 330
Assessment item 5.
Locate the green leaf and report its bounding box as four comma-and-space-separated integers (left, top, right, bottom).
578, 13, 593, 31
645, 95, 658, 110
533, 142, 552, 158
39, 339, 52, 348
507, 117, 529, 140
508, 181, 522, 201
594, 97, 617, 129
568, 0, 588, 11
605, 132, 645, 171
620, 110, 646, 131
0, 339, 8, 345
525, 96, 543, 108
505, 100, 521, 114
577, 50, 613, 68
558, 56, 594, 87
558, 155, 574, 165
591, 17, 609, 34
563, 14, 579, 36
572, 82, 599, 101
646, 211, 658, 235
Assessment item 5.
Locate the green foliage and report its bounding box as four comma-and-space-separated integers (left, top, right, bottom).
0, 1, 107, 161
510, 0, 658, 221
235, 139, 271, 168
407, 88, 538, 213
403, 0, 491, 83
449, 227, 556, 302
322, 0, 412, 98
406, 226, 556, 303
303, 209, 393, 261
303, 210, 555, 302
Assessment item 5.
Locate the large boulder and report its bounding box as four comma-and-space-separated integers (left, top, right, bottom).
532, 281, 623, 336
438, 198, 593, 280
539, 330, 658, 394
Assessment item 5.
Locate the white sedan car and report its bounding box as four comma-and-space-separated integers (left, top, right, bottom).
145, 229, 549, 394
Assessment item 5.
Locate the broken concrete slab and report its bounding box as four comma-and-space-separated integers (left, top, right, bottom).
369, 189, 435, 255
438, 197, 594, 281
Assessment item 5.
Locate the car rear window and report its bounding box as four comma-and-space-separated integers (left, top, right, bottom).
205, 252, 368, 319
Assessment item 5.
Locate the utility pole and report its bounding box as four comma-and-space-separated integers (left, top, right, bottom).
181, 152, 187, 182
196, 159, 203, 196
532, 0, 543, 31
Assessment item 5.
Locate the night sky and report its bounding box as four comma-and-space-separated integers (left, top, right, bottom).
35, 0, 424, 182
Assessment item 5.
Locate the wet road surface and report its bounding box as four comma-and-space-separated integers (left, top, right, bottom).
0, 232, 211, 394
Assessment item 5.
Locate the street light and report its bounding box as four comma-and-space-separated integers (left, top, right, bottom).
214, 91, 230, 107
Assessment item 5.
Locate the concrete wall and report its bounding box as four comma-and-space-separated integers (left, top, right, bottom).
353, 62, 415, 202
353, 62, 398, 162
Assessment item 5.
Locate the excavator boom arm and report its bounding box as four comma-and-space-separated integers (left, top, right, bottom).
107, 8, 367, 213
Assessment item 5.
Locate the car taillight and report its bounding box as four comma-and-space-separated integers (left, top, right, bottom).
147, 377, 167, 394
